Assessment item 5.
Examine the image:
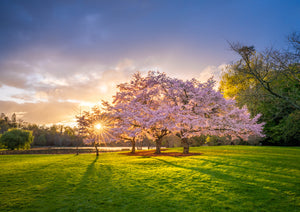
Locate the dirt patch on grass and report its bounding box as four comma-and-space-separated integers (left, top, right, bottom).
120, 149, 202, 157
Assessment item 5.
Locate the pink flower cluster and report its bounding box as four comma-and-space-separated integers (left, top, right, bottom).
106, 71, 264, 143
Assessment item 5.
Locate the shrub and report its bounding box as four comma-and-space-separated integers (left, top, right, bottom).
0, 134, 5, 149
0, 129, 34, 150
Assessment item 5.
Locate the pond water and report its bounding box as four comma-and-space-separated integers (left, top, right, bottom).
32, 146, 158, 151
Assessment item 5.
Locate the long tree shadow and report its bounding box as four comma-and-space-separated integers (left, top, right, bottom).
19, 155, 100, 211
1, 154, 78, 179
153, 157, 242, 183
68, 156, 121, 210
152, 157, 288, 195
77, 156, 99, 187
190, 157, 297, 181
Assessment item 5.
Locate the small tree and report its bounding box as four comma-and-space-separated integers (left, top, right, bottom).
0, 129, 34, 150
0, 133, 6, 149
76, 105, 114, 156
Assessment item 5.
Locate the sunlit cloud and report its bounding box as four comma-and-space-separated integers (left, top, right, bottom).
197, 64, 227, 83
0, 85, 36, 103
0, 100, 78, 124
1, 0, 297, 125
0, 53, 227, 124
0, 55, 144, 124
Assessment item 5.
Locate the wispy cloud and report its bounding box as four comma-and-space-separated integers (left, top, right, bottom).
197, 64, 227, 83
1, 0, 298, 124
0, 52, 228, 124
0, 56, 145, 124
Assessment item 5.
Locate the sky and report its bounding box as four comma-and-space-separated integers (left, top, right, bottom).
0, 0, 299, 125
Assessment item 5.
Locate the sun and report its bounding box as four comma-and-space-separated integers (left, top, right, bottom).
95, 123, 102, 130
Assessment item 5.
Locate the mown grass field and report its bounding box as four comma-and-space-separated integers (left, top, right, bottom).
0, 146, 299, 211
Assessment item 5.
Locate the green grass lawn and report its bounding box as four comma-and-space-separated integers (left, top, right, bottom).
0, 146, 299, 211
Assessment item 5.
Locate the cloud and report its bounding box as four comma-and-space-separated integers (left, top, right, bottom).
0, 100, 78, 125
0, 54, 139, 102
0, 56, 143, 124
0, 48, 228, 124
197, 64, 227, 83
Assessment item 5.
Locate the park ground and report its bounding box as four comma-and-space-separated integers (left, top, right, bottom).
0, 146, 299, 211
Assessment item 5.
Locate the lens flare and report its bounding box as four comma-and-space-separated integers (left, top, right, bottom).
95, 123, 102, 130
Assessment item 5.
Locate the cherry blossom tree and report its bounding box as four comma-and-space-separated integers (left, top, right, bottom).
108, 71, 264, 154
104, 73, 146, 153
103, 100, 143, 154
157, 75, 264, 153
110, 72, 178, 154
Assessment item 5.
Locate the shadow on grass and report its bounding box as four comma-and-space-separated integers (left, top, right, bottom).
76, 156, 99, 189
152, 157, 290, 195
82, 156, 99, 176
37, 154, 78, 169
74, 155, 113, 194
0, 154, 78, 179
190, 157, 296, 181
153, 157, 242, 182
153, 157, 299, 210
70, 156, 123, 210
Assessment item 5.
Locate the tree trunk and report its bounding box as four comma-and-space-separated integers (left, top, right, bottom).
95, 144, 99, 156
131, 138, 136, 154
155, 138, 162, 154
140, 138, 143, 150
182, 138, 189, 154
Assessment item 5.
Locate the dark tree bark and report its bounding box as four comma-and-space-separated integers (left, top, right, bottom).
148, 138, 151, 150
182, 138, 190, 154
155, 138, 162, 154
175, 132, 191, 154
94, 142, 99, 156
131, 138, 136, 154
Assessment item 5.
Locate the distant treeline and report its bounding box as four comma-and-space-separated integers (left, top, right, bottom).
0, 115, 83, 147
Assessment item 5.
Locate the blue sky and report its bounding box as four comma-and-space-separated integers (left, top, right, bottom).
0, 0, 299, 124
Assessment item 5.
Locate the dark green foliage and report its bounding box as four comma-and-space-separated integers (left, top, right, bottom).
267, 111, 300, 145
25, 124, 83, 147
220, 34, 300, 145
253, 77, 299, 145
0, 120, 84, 147
0, 119, 11, 134
220, 71, 299, 145
37, 134, 47, 146
0, 134, 5, 149
0, 129, 33, 150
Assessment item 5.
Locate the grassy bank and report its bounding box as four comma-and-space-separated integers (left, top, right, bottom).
0, 146, 299, 211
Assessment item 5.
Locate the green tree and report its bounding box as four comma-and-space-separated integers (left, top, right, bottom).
0, 129, 34, 150
0, 134, 5, 149
37, 134, 47, 146
220, 33, 300, 145
0, 116, 10, 134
